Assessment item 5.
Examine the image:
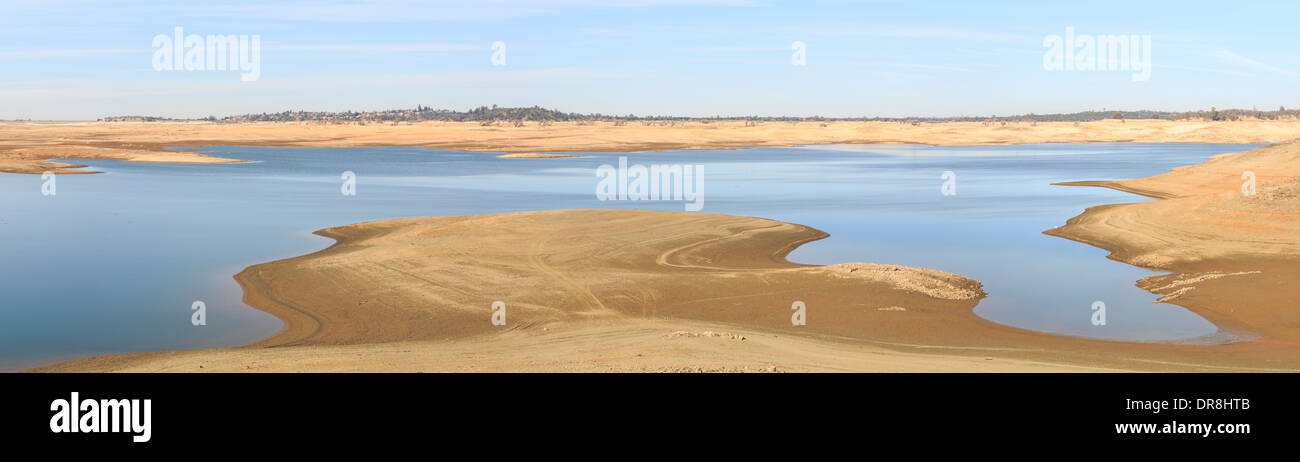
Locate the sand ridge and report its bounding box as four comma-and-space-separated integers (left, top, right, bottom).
4, 118, 1300, 174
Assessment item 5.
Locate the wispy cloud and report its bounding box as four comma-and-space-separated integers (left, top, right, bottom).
0, 43, 483, 59
1208, 47, 1299, 77
857, 62, 975, 72
692, 45, 790, 52
0, 48, 149, 58
797, 25, 1029, 42
2, 0, 754, 23
1155, 64, 1254, 77
267, 43, 482, 53
0, 67, 615, 103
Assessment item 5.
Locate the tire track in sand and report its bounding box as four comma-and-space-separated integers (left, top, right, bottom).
527, 237, 613, 315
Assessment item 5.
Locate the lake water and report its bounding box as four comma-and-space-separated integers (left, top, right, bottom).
0, 142, 1260, 370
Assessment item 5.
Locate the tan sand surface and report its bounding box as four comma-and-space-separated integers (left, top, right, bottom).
4, 118, 1299, 174
495, 153, 583, 158
28, 319, 1115, 373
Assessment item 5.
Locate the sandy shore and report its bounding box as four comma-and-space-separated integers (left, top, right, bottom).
495, 153, 583, 158
36, 206, 1300, 372
1047, 139, 1300, 346
4, 118, 1299, 174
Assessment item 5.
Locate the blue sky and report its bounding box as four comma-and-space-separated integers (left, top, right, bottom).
1, 0, 1297, 120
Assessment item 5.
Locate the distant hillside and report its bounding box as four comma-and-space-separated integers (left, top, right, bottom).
98, 105, 1300, 124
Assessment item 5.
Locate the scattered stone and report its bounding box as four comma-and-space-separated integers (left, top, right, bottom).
823, 262, 985, 300
663, 330, 746, 341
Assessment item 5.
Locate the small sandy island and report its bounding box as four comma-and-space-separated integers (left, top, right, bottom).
36, 203, 1300, 372
495, 153, 583, 159
4, 118, 1300, 174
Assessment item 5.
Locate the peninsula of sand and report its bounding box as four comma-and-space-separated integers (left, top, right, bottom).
20, 121, 1300, 372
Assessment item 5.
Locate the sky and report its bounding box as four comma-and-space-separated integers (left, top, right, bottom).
0, 0, 1297, 120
